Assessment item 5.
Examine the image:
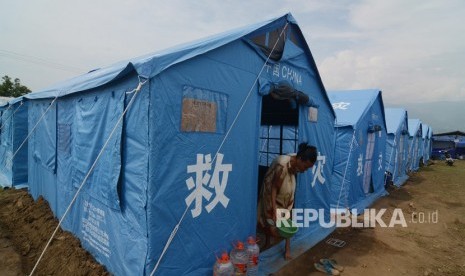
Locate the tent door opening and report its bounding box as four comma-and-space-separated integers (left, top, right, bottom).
363, 132, 376, 194
258, 94, 299, 196
256, 93, 299, 249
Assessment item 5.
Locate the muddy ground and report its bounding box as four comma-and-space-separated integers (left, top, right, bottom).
1, 160, 464, 275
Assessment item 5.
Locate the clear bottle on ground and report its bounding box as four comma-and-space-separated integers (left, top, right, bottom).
230, 241, 248, 275
213, 252, 234, 276
246, 236, 260, 276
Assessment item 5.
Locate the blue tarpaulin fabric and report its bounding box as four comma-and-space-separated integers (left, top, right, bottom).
0, 104, 13, 186
421, 124, 432, 164
20, 13, 338, 276
0, 101, 28, 187
328, 90, 388, 213
384, 108, 410, 186
59, 83, 148, 275
28, 99, 58, 211
28, 73, 149, 275
407, 119, 422, 172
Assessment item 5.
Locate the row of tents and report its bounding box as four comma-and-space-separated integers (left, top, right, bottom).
0, 13, 433, 275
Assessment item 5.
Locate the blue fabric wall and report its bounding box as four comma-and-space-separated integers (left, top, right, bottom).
384, 108, 409, 187
421, 124, 431, 164
27, 73, 150, 276
0, 102, 28, 187
12, 102, 29, 186
60, 75, 148, 276
407, 119, 422, 172
145, 37, 335, 275
28, 99, 57, 211
0, 105, 14, 186
146, 42, 260, 275
329, 91, 387, 213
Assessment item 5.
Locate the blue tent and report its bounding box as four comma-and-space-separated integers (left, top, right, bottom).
328, 89, 387, 213
428, 127, 433, 158
418, 123, 426, 165
21, 13, 337, 275
407, 119, 422, 172
427, 125, 433, 161
421, 123, 431, 164
0, 98, 28, 188
384, 108, 410, 187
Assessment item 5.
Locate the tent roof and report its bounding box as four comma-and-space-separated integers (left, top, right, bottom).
25, 15, 295, 99
16, 13, 333, 117
407, 119, 422, 137
422, 123, 430, 139
327, 89, 386, 128
384, 107, 408, 134
434, 130, 465, 137
428, 127, 433, 138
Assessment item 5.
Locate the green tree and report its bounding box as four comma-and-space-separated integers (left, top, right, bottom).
0, 75, 31, 98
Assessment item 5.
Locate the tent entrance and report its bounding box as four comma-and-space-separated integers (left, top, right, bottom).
256, 93, 299, 249
363, 132, 376, 194
258, 94, 299, 194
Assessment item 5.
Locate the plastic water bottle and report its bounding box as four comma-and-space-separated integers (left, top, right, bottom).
230, 241, 248, 275
213, 252, 234, 276
246, 236, 260, 276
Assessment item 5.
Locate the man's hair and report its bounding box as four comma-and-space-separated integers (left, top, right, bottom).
297, 142, 317, 163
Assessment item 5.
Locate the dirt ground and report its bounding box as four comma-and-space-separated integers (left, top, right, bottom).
275, 160, 465, 276
0, 189, 108, 276
1, 160, 464, 276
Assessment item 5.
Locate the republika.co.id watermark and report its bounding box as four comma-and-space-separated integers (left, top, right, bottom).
276, 208, 439, 228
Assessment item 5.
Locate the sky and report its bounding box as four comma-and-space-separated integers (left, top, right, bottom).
1, 0, 465, 106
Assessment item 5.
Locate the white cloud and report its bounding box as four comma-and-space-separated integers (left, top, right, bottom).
316, 0, 465, 104
1, 0, 464, 105
319, 50, 387, 89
